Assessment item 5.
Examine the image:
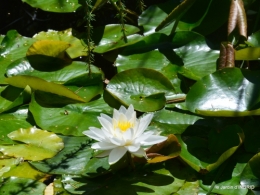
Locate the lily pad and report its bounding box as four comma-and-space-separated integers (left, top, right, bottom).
33, 29, 87, 59
93, 24, 142, 53
30, 135, 92, 175
186, 68, 260, 116
176, 125, 243, 172
22, 0, 81, 13
29, 95, 112, 136
0, 30, 35, 84
0, 177, 46, 195
5, 75, 86, 103
104, 68, 175, 112
240, 153, 260, 188
62, 159, 199, 195
0, 106, 34, 145
0, 127, 64, 161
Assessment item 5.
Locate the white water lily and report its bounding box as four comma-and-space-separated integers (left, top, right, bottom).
83, 104, 167, 165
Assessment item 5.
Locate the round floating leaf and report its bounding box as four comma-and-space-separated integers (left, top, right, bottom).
62, 159, 199, 195
22, 0, 81, 13
93, 24, 141, 53
186, 68, 260, 116
240, 153, 260, 188
27, 40, 70, 58
0, 30, 35, 84
176, 125, 243, 172
5, 75, 86, 103
2, 162, 49, 182
0, 106, 34, 145
33, 29, 87, 59
104, 68, 175, 112
0, 85, 30, 114
0, 177, 46, 195
149, 109, 207, 135
29, 95, 112, 136
0, 127, 64, 161
30, 135, 93, 175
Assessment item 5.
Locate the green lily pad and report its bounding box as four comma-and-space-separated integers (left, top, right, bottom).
0, 85, 30, 114
30, 135, 93, 175
176, 125, 243, 172
247, 31, 260, 47
104, 68, 175, 112
0, 127, 64, 161
240, 153, 260, 188
0, 106, 34, 145
93, 24, 142, 53
22, 0, 81, 13
5, 75, 86, 103
33, 29, 87, 59
62, 159, 199, 195
186, 68, 260, 116
2, 162, 49, 182
29, 95, 112, 136
200, 153, 252, 195
0, 177, 46, 195
0, 30, 35, 84
149, 109, 206, 135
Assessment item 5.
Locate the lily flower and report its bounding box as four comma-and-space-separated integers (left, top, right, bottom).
83, 104, 167, 165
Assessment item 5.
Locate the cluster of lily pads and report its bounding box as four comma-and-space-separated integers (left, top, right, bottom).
0, 0, 260, 194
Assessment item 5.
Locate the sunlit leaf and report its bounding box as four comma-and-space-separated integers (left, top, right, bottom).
186, 68, 260, 116
0, 106, 34, 145
93, 24, 142, 53
0, 30, 35, 84
0, 127, 64, 161
235, 47, 260, 60
29, 95, 112, 136
104, 68, 175, 112
22, 0, 81, 13
5, 75, 86, 103
33, 29, 87, 59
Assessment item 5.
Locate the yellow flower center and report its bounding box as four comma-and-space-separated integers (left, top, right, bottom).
115, 121, 133, 132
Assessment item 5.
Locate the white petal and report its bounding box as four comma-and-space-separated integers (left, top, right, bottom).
95, 150, 111, 157
91, 142, 116, 150
135, 131, 154, 143
100, 114, 112, 123
122, 128, 134, 142
110, 137, 124, 146
119, 105, 127, 113
83, 130, 105, 142
108, 147, 127, 165
135, 114, 154, 137
125, 104, 135, 119
98, 116, 113, 133
125, 144, 140, 152
131, 147, 146, 158
113, 109, 120, 120
140, 135, 167, 146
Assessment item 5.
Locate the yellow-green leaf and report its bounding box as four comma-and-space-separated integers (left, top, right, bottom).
0, 127, 64, 161
5, 75, 86, 103
235, 47, 260, 60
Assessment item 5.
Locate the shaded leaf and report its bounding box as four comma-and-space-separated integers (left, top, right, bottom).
0, 177, 46, 195
30, 135, 92, 175
0, 127, 64, 161
241, 153, 260, 188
